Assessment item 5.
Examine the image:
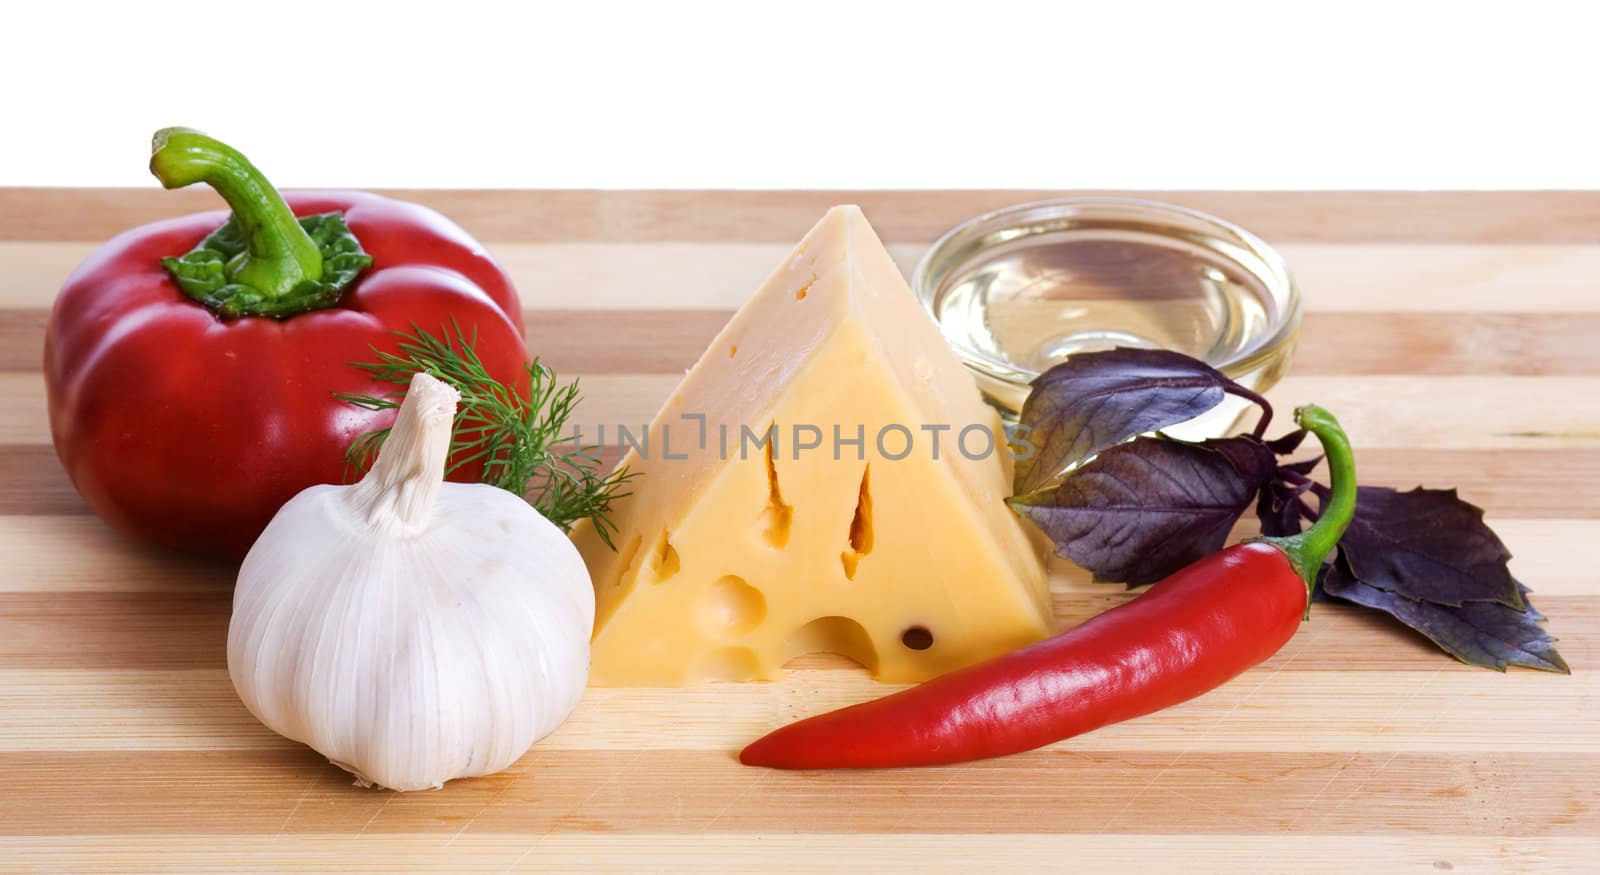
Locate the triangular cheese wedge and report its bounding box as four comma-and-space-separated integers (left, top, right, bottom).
570, 206, 1051, 684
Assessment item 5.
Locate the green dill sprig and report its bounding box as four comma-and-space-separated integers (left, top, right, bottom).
337, 320, 634, 548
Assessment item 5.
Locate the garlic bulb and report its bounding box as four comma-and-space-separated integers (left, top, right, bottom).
228, 372, 594, 791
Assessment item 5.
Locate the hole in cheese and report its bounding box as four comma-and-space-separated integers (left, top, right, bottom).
649, 530, 680, 582
699, 575, 766, 637
901, 626, 935, 651
613, 533, 644, 589
759, 436, 793, 549
694, 646, 761, 682
781, 616, 879, 673
729, 344, 738, 358
840, 464, 874, 580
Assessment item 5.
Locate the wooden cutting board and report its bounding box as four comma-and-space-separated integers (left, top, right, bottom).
1, 190, 1595, 874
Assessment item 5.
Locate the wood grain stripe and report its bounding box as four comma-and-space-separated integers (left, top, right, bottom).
528, 311, 1600, 378
8, 373, 1600, 450
6, 515, 1586, 597
0, 447, 78, 516
9, 309, 1600, 376
1, 669, 1590, 754
3, 451, 1600, 527
12, 241, 1600, 314
6, 835, 1590, 875
1273, 449, 1600, 519
1291, 313, 1600, 376
0, 591, 1586, 673
7, 189, 1600, 243
2, 749, 1593, 837
0, 309, 46, 371
9, 443, 1600, 520
1257, 376, 1600, 450
0, 515, 235, 590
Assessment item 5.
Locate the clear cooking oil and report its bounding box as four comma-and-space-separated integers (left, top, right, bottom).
915, 200, 1300, 436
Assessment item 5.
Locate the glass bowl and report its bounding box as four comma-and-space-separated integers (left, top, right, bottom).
913, 197, 1301, 438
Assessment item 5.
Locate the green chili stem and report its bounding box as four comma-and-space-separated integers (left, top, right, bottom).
148, 128, 323, 299
1265, 404, 1356, 591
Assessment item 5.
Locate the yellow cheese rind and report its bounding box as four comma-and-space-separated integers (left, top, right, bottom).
571, 206, 1051, 685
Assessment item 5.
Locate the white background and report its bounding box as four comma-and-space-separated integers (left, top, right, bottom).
5, 1, 1598, 189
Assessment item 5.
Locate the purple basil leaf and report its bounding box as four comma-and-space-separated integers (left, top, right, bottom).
1008, 434, 1276, 586
1308, 564, 1336, 602
1517, 583, 1545, 622
1278, 455, 1323, 477
1013, 348, 1247, 494
1256, 476, 1311, 538
1204, 435, 1280, 483
1265, 428, 1308, 455
1340, 486, 1523, 609
1322, 558, 1567, 673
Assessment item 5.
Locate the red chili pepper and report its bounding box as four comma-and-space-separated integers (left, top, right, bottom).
741, 406, 1356, 770
44, 129, 528, 560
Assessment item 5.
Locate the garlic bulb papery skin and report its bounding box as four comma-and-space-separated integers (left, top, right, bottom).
228, 372, 594, 791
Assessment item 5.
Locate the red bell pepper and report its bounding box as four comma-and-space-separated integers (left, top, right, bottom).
44, 129, 529, 560
740, 406, 1356, 769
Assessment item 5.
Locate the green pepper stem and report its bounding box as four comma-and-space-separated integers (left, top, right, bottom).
1268, 404, 1357, 590
149, 128, 323, 299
